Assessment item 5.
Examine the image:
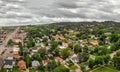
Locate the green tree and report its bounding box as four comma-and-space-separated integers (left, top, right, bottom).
88, 59, 95, 69
54, 48, 60, 56
78, 52, 89, 63
61, 48, 70, 59
25, 54, 31, 68
73, 44, 82, 53
7, 39, 14, 46
18, 42, 23, 56
47, 60, 57, 72
54, 66, 70, 72
94, 56, 103, 65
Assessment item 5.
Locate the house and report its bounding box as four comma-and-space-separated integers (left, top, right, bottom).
13, 47, 20, 55
32, 60, 40, 69
4, 57, 15, 69
58, 43, 68, 49
32, 48, 38, 53
88, 45, 94, 51
90, 40, 99, 46
55, 57, 63, 63
69, 54, 79, 63
104, 32, 111, 35
13, 36, 22, 43
0, 57, 4, 70
42, 60, 48, 66
17, 60, 26, 70
58, 45, 66, 49
35, 43, 44, 47
62, 43, 68, 47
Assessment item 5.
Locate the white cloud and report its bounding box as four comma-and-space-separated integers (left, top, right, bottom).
0, 0, 120, 26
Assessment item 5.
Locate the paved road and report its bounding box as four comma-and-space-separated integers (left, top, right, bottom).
110, 49, 120, 58
0, 27, 19, 59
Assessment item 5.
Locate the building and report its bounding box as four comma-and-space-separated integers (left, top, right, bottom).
4, 57, 15, 69
55, 57, 63, 63
32, 48, 38, 53
69, 54, 79, 63
13, 36, 22, 43
32, 60, 40, 69
90, 40, 99, 46
13, 47, 20, 55
17, 60, 26, 70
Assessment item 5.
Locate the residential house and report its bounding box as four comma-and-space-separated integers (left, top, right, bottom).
32, 60, 40, 69
13, 36, 22, 43
42, 60, 48, 66
32, 48, 38, 53
55, 57, 63, 63
90, 40, 99, 46
69, 54, 79, 63
4, 57, 15, 69
13, 47, 20, 55
58, 45, 66, 49
31, 48, 38, 55
17, 60, 26, 70
35, 43, 44, 47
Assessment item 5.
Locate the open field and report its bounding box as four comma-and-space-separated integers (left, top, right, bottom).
92, 66, 120, 72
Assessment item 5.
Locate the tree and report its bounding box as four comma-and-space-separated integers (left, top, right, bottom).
54, 66, 70, 72
110, 43, 116, 51
94, 56, 103, 65
47, 60, 57, 72
88, 59, 95, 69
38, 48, 47, 59
78, 52, 89, 63
50, 41, 58, 52
103, 55, 110, 64
7, 39, 14, 46
39, 62, 45, 71
73, 44, 82, 53
94, 46, 109, 56
18, 42, 23, 56
112, 56, 120, 70
25, 54, 31, 68
112, 51, 120, 70
31, 53, 42, 62
26, 37, 35, 48
61, 48, 70, 59
54, 48, 60, 56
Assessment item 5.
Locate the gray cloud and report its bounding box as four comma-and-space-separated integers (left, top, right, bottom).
0, 0, 120, 26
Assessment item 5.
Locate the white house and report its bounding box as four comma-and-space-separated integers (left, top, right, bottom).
32, 60, 40, 69
69, 54, 79, 63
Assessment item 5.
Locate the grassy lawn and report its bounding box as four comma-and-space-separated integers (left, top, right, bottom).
92, 66, 119, 72
29, 69, 42, 72
70, 65, 77, 70
1, 68, 24, 72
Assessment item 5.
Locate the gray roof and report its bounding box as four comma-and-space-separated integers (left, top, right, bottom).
4, 60, 13, 65
4, 60, 14, 69
32, 60, 40, 67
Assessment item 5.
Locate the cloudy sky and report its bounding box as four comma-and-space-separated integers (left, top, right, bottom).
0, 0, 120, 26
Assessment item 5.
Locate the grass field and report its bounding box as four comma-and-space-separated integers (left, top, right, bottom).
92, 66, 120, 72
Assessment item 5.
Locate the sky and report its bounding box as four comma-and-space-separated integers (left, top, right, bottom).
0, 0, 120, 26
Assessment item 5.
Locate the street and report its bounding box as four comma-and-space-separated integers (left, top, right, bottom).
0, 27, 19, 59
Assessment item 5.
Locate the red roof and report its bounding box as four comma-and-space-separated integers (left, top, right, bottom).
32, 48, 37, 50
